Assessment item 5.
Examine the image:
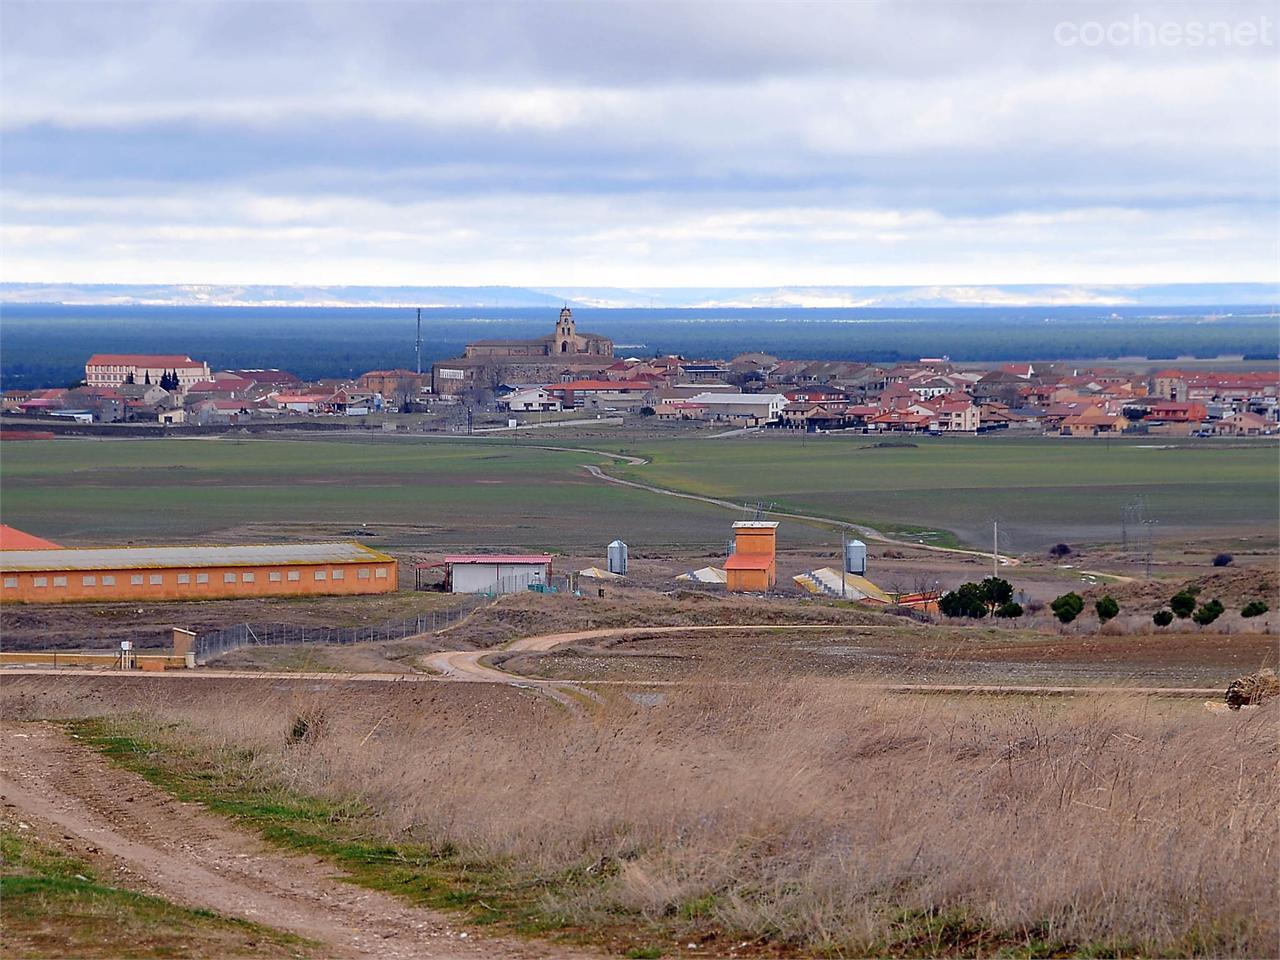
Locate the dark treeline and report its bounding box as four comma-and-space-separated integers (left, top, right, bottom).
1, 304, 1276, 389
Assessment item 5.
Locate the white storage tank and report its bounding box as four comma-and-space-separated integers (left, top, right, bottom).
607, 539, 629, 575
844, 539, 867, 575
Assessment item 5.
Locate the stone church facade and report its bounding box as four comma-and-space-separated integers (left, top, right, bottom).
434, 308, 614, 396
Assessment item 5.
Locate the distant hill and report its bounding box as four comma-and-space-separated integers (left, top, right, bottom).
2, 282, 1276, 309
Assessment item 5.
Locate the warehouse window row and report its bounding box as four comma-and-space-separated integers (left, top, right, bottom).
4, 566, 390, 589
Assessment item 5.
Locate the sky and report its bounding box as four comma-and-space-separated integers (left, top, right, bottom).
2, 0, 1277, 288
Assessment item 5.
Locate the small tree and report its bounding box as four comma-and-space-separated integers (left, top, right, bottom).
1192, 599, 1225, 628
979, 577, 1014, 612
939, 582, 990, 619
1049, 543, 1073, 558
1241, 600, 1269, 618
1152, 609, 1174, 628
1051, 592, 1085, 624
1095, 595, 1120, 624
639, 406, 656, 417
1212, 553, 1234, 567
994, 601, 1023, 619
1170, 591, 1197, 619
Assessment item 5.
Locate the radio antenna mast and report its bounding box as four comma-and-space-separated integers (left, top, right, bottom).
415, 308, 423, 375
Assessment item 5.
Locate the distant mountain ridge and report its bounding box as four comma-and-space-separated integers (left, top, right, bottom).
1, 282, 1276, 309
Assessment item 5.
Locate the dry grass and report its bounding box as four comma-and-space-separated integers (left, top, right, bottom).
9, 670, 1277, 957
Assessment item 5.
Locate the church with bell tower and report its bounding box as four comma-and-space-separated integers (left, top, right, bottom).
462, 306, 613, 361
436, 305, 614, 395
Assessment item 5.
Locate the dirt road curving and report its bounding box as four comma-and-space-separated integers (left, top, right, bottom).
0, 722, 598, 960
416, 624, 1221, 699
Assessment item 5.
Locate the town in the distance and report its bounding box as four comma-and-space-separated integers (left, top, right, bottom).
5, 307, 1277, 437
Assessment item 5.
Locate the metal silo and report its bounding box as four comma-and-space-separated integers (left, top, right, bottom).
844, 539, 867, 575
607, 539, 629, 575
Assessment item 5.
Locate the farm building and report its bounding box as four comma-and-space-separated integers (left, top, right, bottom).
687, 392, 787, 424
436, 554, 552, 594
0, 541, 396, 604
84, 354, 211, 391
725, 521, 778, 592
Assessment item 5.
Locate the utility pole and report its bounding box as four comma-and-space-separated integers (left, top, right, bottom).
841, 528, 847, 599
992, 520, 998, 579
415, 308, 423, 375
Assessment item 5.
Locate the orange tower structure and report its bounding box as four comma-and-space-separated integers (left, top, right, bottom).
724, 521, 778, 592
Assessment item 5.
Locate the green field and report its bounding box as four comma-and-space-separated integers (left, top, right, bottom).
0, 434, 1274, 553
608, 433, 1280, 551
0, 437, 791, 551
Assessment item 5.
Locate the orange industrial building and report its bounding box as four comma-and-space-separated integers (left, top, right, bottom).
0, 539, 397, 604
724, 520, 778, 592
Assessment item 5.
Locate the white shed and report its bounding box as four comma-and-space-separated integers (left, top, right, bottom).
444, 554, 552, 594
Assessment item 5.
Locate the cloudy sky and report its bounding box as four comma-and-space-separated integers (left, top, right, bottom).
2, 0, 1277, 287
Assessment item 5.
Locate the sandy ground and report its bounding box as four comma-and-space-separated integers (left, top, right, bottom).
0, 721, 598, 960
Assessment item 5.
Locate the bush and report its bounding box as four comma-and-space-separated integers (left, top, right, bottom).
1241, 600, 1269, 618
1049, 543, 1073, 558
1169, 591, 1197, 619
1192, 599, 1225, 627
994, 601, 1024, 619
639, 406, 656, 417
1211, 553, 1234, 567
1152, 609, 1174, 628
1050, 592, 1085, 624
1095, 596, 1120, 624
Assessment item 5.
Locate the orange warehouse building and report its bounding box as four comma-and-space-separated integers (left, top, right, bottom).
725, 520, 778, 592
0, 542, 396, 604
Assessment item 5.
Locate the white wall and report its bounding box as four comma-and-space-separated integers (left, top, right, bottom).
450, 562, 547, 594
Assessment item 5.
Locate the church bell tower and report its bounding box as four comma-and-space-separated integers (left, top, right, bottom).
554, 306, 576, 354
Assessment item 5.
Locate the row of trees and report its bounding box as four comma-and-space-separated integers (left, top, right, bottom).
941, 579, 1269, 629
938, 578, 1023, 619
123, 369, 183, 390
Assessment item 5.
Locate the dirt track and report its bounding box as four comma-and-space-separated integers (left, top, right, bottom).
0, 722, 597, 960
420, 624, 1221, 697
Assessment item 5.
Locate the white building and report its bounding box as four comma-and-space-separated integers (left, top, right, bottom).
443, 554, 552, 594
687, 392, 787, 424
85, 354, 211, 391
503, 388, 562, 412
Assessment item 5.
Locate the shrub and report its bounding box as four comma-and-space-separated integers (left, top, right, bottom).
1049, 543, 1073, 558
994, 601, 1023, 619
1241, 600, 1269, 618
1094, 596, 1120, 624
1050, 592, 1085, 624
1152, 609, 1174, 628
1170, 591, 1197, 619
1212, 553, 1234, 567
639, 406, 656, 417
1192, 599, 1225, 627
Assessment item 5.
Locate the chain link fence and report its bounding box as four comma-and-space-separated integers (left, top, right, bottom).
195, 595, 490, 663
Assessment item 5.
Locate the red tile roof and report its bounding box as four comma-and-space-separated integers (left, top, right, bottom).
550, 380, 649, 392
86, 354, 206, 368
